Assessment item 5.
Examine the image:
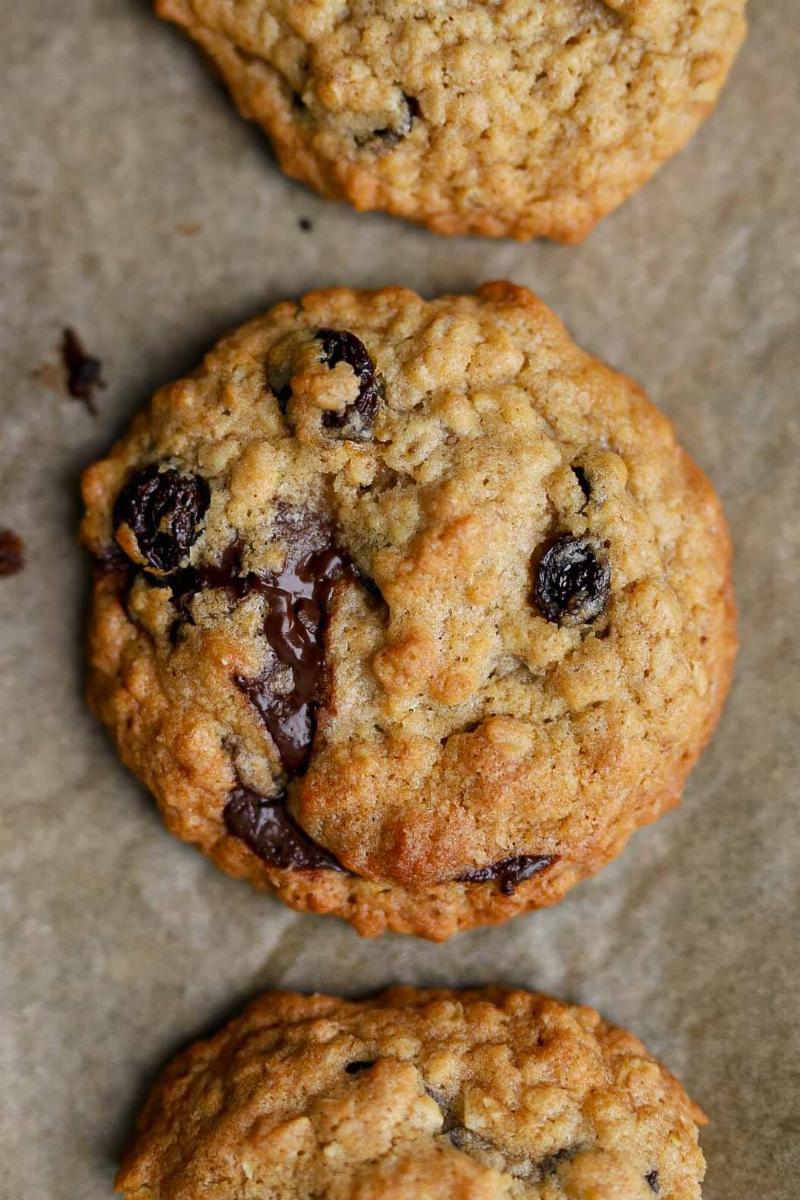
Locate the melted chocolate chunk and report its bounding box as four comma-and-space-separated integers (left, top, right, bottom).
457, 855, 554, 896
345, 1060, 376, 1075
61, 327, 105, 414
234, 509, 359, 774
113, 465, 210, 573
0, 529, 25, 577
532, 534, 610, 626
316, 329, 382, 441
223, 785, 345, 871
646, 1170, 661, 1194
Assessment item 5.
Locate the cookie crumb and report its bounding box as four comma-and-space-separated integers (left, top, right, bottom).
61, 328, 105, 415
0, 530, 25, 577
175, 222, 201, 236
298, 217, 313, 232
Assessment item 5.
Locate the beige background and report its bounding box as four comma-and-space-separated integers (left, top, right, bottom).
1, 2, 798, 1197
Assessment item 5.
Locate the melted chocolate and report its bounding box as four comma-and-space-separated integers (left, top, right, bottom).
234, 513, 358, 773
457, 854, 554, 896
223, 785, 345, 871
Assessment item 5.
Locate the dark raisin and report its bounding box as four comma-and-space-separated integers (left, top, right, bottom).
371, 93, 420, 144
223, 786, 346, 872
61, 327, 105, 414
457, 855, 554, 896
234, 508, 359, 774
0, 529, 25, 577
316, 329, 382, 441
572, 466, 591, 500
646, 1170, 661, 1193
345, 1060, 376, 1075
532, 534, 610, 625
113, 465, 210, 573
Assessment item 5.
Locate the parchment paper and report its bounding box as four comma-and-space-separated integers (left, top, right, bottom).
1, 3, 798, 1197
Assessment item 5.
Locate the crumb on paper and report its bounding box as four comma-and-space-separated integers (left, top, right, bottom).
175, 222, 201, 236
61, 328, 105, 415
0, 530, 25, 577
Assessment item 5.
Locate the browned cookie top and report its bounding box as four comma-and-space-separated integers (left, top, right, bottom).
117, 987, 707, 1200
156, 0, 746, 241
81, 283, 735, 938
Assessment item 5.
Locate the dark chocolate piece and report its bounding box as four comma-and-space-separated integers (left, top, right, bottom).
532, 534, 610, 625
113, 465, 210, 573
316, 329, 382, 440
0, 529, 25, 577
223, 785, 345, 871
61, 327, 105, 414
457, 854, 554, 896
231, 509, 359, 774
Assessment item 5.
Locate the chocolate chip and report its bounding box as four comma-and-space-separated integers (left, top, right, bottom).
532, 534, 610, 626
457, 855, 554, 896
234, 508, 359, 774
345, 1060, 376, 1075
316, 329, 382, 441
61, 327, 105, 415
0, 529, 25, 577
572, 466, 591, 500
223, 785, 346, 871
646, 1170, 661, 1193
371, 93, 420, 144
113, 465, 210, 573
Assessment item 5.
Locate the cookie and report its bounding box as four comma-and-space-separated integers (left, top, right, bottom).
81, 282, 736, 939
155, 0, 746, 242
117, 986, 707, 1199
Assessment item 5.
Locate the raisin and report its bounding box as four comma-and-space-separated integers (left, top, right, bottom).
372, 93, 421, 144
0, 530, 25, 577
646, 1170, 661, 1193
316, 329, 382, 441
345, 1060, 376, 1075
532, 534, 610, 625
223, 786, 346, 872
113, 465, 210, 573
457, 855, 553, 896
572, 466, 591, 500
61, 327, 105, 415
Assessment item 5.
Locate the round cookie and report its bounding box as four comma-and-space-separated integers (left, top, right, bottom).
81, 282, 736, 939
117, 986, 708, 1199
155, 0, 746, 242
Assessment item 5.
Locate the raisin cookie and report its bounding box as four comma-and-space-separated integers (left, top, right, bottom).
81, 283, 735, 939
117, 986, 707, 1199
155, 0, 746, 242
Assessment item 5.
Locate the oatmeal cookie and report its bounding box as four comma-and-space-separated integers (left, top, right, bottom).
155, 0, 746, 241
81, 282, 736, 938
117, 986, 708, 1200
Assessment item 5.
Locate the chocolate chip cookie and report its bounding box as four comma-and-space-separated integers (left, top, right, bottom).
155, 0, 746, 242
117, 986, 707, 1199
81, 283, 736, 939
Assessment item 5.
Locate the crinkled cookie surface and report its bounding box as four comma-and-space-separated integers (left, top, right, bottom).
81, 283, 735, 939
117, 987, 707, 1200
155, 0, 746, 240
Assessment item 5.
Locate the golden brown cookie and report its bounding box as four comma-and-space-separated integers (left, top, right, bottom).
117, 986, 708, 1200
81, 283, 736, 939
155, 0, 746, 242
